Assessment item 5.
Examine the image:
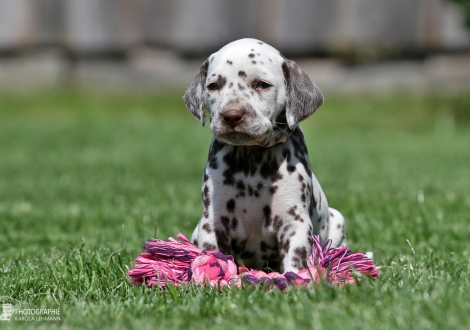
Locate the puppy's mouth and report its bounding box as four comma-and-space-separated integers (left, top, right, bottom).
215, 127, 289, 147
216, 131, 266, 146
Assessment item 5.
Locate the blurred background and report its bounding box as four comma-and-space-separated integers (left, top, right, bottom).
1, 0, 470, 93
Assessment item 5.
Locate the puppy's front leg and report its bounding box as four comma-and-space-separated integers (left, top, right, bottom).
191, 164, 232, 254
191, 217, 220, 251
191, 217, 231, 254
278, 217, 314, 273
191, 164, 218, 251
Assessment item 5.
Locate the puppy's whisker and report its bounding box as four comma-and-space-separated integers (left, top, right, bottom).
273, 124, 289, 135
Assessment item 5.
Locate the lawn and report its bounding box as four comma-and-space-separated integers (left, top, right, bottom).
1, 89, 469, 329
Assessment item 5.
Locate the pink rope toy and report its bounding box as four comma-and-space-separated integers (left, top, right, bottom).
127, 234, 379, 290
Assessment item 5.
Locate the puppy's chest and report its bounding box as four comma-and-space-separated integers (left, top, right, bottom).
219, 174, 274, 226
212, 172, 281, 268
207, 150, 284, 236
206, 142, 312, 234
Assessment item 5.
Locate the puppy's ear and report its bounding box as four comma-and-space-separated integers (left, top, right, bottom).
282, 59, 323, 129
184, 59, 209, 126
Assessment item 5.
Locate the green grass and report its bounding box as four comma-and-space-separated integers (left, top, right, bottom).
1, 89, 469, 329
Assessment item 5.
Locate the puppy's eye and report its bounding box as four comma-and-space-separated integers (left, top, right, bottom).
256, 81, 271, 90
208, 83, 219, 91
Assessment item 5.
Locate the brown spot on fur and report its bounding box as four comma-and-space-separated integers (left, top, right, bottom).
203, 242, 216, 250
236, 180, 246, 191
208, 139, 224, 169
273, 172, 284, 182
220, 216, 230, 230
215, 227, 230, 254
203, 185, 210, 209
217, 75, 227, 88
288, 206, 296, 217
269, 185, 278, 194
231, 217, 238, 230
221, 141, 264, 185
290, 129, 312, 176
231, 239, 247, 254
202, 223, 212, 234
260, 156, 279, 179
273, 215, 282, 231
294, 246, 308, 261
308, 236, 314, 247
287, 165, 296, 172
226, 199, 236, 213
263, 205, 271, 220
279, 238, 290, 254
288, 206, 303, 222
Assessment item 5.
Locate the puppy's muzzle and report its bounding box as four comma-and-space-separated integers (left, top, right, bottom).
221, 108, 246, 128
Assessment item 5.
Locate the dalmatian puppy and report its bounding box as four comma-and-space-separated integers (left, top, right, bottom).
184, 38, 346, 273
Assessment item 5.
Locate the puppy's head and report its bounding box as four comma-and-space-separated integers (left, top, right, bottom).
184, 38, 323, 147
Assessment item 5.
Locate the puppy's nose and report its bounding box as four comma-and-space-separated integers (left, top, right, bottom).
222, 108, 246, 128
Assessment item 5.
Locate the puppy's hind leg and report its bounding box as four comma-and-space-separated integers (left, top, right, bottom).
327, 208, 347, 248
